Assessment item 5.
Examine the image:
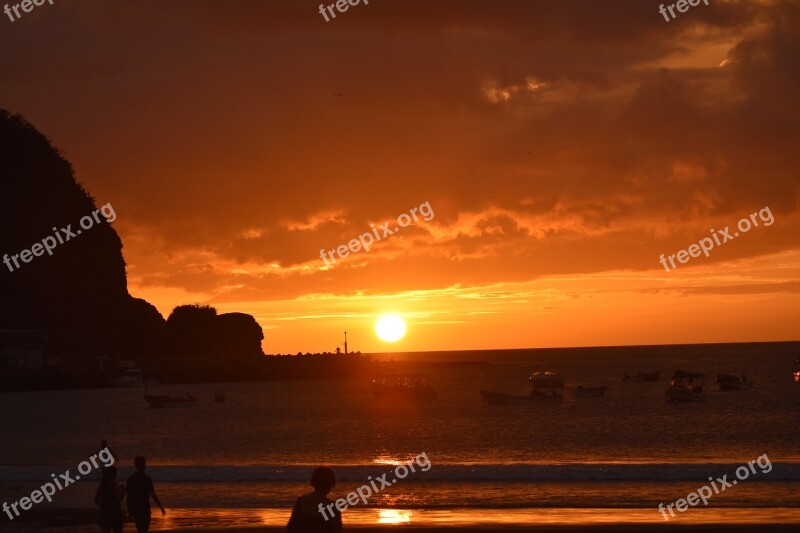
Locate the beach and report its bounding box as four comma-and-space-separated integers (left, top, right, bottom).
2, 344, 799, 531
6, 508, 800, 532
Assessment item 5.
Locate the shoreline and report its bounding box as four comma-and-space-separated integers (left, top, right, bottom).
6, 507, 800, 532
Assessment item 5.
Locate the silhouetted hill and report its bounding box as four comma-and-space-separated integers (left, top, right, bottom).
165, 304, 264, 360
166, 304, 219, 359
215, 312, 264, 359
120, 297, 167, 362
0, 110, 268, 389
0, 109, 129, 364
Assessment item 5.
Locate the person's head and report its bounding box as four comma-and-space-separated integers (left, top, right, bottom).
100, 439, 108, 448
102, 466, 118, 485
310, 466, 336, 495
134, 456, 146, 471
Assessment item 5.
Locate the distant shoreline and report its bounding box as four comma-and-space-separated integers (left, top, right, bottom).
2, 340, 796, 393
0, 357, 492, 393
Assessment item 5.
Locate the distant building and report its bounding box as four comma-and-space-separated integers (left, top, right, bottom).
0, 330, 47, 371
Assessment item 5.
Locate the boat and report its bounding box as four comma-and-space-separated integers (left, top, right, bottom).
214, 389, 226, 403
110, 369, 159, 388
144, 393, 198, 408
666, 370, 707, 402
623, 371, 659, 382
794, 358, 800, 382
572, 384, 608, 397
528, 369, 565, 389
715, 374, 754, 391
480, 389, 563, 405
371, 374, 438, 400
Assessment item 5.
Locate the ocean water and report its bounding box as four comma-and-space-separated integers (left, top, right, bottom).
1, 343, 799, 529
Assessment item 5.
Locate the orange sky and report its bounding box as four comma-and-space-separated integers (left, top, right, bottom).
2, 0, 798, 354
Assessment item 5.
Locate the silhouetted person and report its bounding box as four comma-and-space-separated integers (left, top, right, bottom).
287, 466, 342, 533
96, 439, 118, 470
95, 466, 125, 533
126, 456, 165, 533
99, 439, 116, 456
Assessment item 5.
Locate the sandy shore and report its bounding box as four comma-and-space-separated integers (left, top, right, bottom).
154, 527, 800, 533
167, 529, 800, 533
6, 509, 800, 532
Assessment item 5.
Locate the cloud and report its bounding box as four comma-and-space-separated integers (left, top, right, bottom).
2, 0, 799, 351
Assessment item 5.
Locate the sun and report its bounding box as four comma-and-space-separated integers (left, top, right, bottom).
375, 314, 406, 342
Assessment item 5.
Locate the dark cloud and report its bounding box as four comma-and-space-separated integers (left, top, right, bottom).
1, 0, 798, 305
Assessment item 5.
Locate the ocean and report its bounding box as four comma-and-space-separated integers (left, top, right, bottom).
1, 342, 799, 529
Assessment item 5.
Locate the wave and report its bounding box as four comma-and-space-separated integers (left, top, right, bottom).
1, 462, 798, 483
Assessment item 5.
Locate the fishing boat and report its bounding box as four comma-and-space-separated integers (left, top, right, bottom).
528, 369, 565, 389
715, 374, 754, 391
794, 358, 800, 382
572, 384, 608, 397
666, 370, 707, 402
110, 369, 159, 388
480, 389, 563, 405
371, 374, 438, 401
144, 393, 198, 408
623, 371, 659, 382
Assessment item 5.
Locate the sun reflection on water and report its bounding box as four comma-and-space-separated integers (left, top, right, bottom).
372, 453, 405, 466
377, 508, 413, 524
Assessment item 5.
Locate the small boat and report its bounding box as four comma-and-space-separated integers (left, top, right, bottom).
623, 371, 659, 382
371, 374, 438, 401
572, 384, 608, 397
666, 370, 707, 402
480, 389, 563, 405
214, 389, 226, 403
529, 369, 565, 389
794, 358, 800, 383
144, 393, 198, 408
716, 374, 754, 391
110, 369, 159, 388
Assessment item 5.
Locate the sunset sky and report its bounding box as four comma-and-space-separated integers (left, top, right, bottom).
2, 0, 798, 354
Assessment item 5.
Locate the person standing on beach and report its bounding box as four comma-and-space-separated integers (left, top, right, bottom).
126, 456, 166, 533
95, 466, 125, 533
95, 439, 118, 471
287, 466, 343, 532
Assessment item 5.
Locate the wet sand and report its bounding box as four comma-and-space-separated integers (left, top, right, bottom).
173, 529, 800, 533
6, 509, 800, 533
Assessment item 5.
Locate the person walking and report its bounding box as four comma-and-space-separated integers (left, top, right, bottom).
125, 456, 166, 533
95, 466, 125, 533
94, 439, 118, 471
